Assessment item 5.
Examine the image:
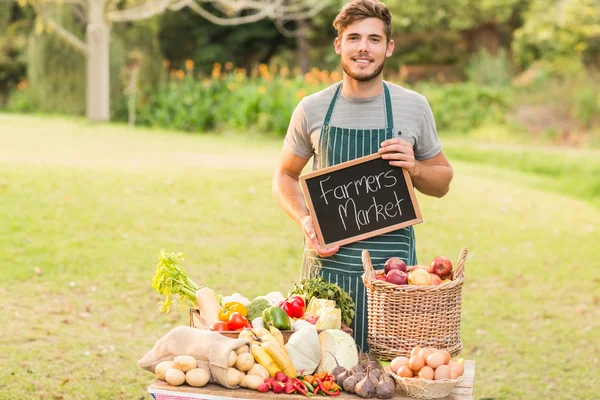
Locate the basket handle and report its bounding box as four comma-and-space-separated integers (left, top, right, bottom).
453, 247, 468, 280
362, 250, 376, 284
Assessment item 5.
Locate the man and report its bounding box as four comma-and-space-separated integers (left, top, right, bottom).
272, 0, 453, 351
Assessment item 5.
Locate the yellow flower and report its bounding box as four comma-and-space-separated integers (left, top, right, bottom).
280, 67, 289, 77
227, 82, 236, 91
212, 63, 222, 79
258, 86, 266, 94
17, 79, 29, 91
259, 64, 268, 74
175, 70, 185, 80
185, 59, 194, 72
169, 69, 177, 78
296, 88, 306, 100
319, 70, 330, 83
304, 72, 316, 85
330, 71, 342, 82
225, 61, 234, 71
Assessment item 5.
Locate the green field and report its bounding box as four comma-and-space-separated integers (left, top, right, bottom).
0, 114, 598, 399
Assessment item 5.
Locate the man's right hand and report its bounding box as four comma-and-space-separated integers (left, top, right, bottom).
300, 215, 339, 258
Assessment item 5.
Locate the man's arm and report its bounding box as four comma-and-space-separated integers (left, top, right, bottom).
379, 139, 453, 198
272, 145, 339, 257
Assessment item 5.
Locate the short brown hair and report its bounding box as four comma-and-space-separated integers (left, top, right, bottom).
333, 0, 392, 41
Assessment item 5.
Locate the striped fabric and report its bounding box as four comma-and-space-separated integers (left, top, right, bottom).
303, 83, 417, 352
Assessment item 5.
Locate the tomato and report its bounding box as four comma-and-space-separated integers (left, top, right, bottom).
227, 312, 248, 331
210, 321, 229, 331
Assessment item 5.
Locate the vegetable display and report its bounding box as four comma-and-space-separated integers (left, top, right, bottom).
290, 277, 356, 326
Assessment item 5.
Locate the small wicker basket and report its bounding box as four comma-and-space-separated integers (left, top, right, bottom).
362, 248, 468, 361
392, 374, 464, 399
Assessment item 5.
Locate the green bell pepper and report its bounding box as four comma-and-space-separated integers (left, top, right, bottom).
261, 306, 292, 330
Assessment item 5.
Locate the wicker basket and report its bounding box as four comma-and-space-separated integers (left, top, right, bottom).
362, 248, 468, 361
392, 373, 463, 399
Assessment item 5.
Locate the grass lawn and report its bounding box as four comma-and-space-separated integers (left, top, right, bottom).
0, 114, 598, 400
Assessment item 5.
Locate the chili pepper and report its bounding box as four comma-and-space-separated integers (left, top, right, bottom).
316, 378, 342, 396
218, 302, 247, 322
278, 295, 306, 318
302, 379, 314, 392
293, 380, 308, 396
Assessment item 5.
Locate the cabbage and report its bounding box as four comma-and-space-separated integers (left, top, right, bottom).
315, 307, 341, 330
316, 329, 359, 373
285, 325, 321, 375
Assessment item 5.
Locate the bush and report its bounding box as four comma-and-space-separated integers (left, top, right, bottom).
465, 49, 513, 87
414, 82, 512, 134
130, 64, 333, 134
126, 62, 513, 136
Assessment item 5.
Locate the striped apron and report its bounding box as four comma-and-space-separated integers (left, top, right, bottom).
301, 82, 417, 352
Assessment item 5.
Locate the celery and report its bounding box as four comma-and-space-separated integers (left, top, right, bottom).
152, 250, 200, 313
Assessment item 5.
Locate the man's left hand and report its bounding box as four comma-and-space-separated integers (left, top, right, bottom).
378, 138, 419, 176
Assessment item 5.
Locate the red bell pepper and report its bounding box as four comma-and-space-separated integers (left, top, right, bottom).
279, 295, 306, 319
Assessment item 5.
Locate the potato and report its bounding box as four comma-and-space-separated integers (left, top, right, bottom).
186, 368, 210, 387
234, 352, 255, 372
240, 374, 264, 390
235, 344, 250, 355
228, 351, 238, 367
247, 363, 269, 381
173, 355, 197, 372
155, 361, 175, 381
165, 369, 186, 386
227, 367, 245, 386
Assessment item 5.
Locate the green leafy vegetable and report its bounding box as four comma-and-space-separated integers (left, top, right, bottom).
152, 250, 200, 313
289, 277, 356, 326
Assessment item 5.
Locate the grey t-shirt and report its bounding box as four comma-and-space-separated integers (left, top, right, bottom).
284, 81, 442, 170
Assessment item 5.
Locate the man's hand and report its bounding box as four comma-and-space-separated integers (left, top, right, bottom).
300, 215, 339, 258
378, 138, 419, 177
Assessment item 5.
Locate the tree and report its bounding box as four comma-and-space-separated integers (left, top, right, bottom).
24, 0, 328, 122
512, 0, 600, 68
387, 0, 530, 56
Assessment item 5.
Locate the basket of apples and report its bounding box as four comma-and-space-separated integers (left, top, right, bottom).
361, 248, 467, 361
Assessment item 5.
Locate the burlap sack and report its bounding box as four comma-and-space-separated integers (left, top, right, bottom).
137, 326, 249, 388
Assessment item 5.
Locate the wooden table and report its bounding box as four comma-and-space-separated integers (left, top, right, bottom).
148, 360, 475, 400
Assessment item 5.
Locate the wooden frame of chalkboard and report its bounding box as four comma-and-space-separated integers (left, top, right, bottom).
300, 153, 422, 247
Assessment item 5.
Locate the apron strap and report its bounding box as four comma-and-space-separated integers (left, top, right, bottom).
323, 83, 343, 128
383, 82, 394, 130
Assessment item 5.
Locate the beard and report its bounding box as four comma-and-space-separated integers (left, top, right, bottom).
341, 57, 386, 82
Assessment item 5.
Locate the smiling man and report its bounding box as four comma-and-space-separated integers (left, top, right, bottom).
272, 0, 453, 351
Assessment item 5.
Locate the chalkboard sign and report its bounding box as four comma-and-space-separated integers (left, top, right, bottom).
300, 153, 422, 247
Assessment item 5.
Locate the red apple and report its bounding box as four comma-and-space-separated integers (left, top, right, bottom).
429, 273, 442, 285
376, 274, 387, 281
384, 257, 407, 274
430, 256, 453, 279
386, 269, 408, 285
